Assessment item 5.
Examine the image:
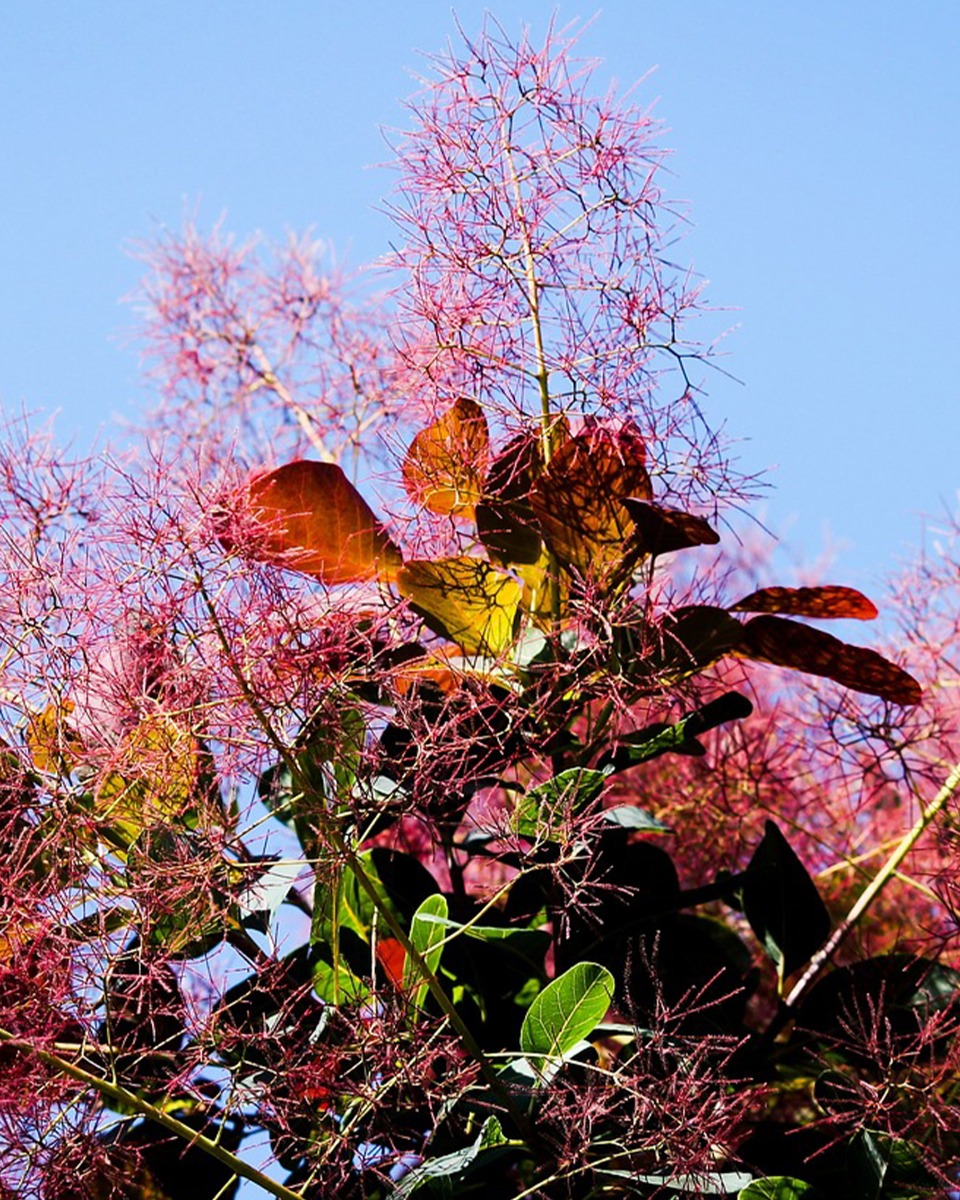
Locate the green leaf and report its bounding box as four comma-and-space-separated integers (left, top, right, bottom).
512, 767, 609, 839
311, 957, 369, 1005
627, 1171, 754, 1194
312, 848, 438, 949
848, 1130, 935, 1200
738, 1180, 814, 1200
739, 821, 831, 980
393, 1116, 509, 1197
520, 961, 614, 1073
403, 893, 449, 1011
602, 804, 670, 832
311, 848, 439, 997
601, 692, 753, 772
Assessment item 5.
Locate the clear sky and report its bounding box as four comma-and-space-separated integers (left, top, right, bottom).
2, 1, 958, 591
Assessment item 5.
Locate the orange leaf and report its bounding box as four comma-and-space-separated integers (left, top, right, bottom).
239, 460, 402, 585
734, 615, 921, 705
397, 557, 522, 657
728, 585, 879, 621
531, 419, 652, 576
623, 499, 720, 557
402, 398, 490, 516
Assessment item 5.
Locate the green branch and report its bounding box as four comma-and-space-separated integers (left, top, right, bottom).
784, 758, 960, 1010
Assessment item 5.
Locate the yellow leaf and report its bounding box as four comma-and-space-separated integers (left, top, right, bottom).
531, 420, 652, 578
397, 557, 522, 657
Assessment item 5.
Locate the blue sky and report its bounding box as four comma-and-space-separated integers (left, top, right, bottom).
2, 2, 958, 592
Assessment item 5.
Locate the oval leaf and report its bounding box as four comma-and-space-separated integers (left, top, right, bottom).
531, 419, 652, 576
729, 585, 878, 621
740, 820, 831, 980
738, 1181, 814, 1200
237, 460, 402, 584
402, 397, 490, 516
734, 615, 922, 704
397, 557, 522, 656
520, 961, 614, 1071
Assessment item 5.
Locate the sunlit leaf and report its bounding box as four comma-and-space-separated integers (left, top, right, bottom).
734, 615, 922, 704
235, 459, 402, 584
600, 693, 753, 772
402, 397, 490, 516
520, 961, 614, 1073
531, 419, 652, 576
622, 498, 720, 556
397, 557, 522, 656
512, 767, 609, 839
26, 702, 83, 774
376, 937, 408, 987
729, 585, 879, 621
627, 1171, 754, 1195
738, 1181, 814, 1200
602, 805, 671, 832
394, 1116, 508, 1197
403, 893, 449, 1010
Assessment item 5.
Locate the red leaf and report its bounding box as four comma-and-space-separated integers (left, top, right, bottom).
729, 586, 879, 621
376, 938, 407, 988
402, 398, 490, 516
623, 498, 720, 556
734, 615, 922, 705
236, 460, 403, 584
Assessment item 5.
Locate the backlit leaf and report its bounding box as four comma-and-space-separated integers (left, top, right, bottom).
531, 419, 652, 576
623, 498, 720, 556
729, 585, 879, 621
735, 615, 922, 704
237, 460, 402, 584
402, 397, 490, 516
397, 557, 522, 656
26, 702, 84, 774
738, 1181, 814, 1200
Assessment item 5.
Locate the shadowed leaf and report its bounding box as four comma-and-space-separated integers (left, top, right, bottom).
739, 820, 831, 980
397, 557, 522, 656
237, 460, 402, 584
402, 397, 490, 516
654, 605, 744, 676
623, 498, 720, 556
476, 430, 544, 566
531, 419, 652, 576
729, 585, 879, 621
735, 615, 922, 704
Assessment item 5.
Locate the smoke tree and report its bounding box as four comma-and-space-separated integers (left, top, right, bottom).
0, 19, 957, 1200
